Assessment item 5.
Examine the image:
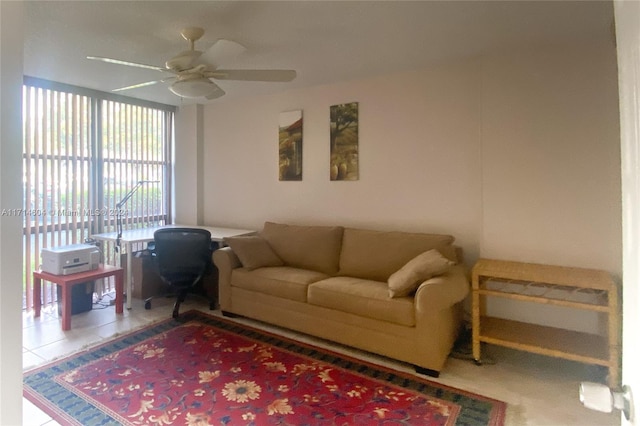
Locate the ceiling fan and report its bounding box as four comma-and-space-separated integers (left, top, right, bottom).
87, 27, 296, 100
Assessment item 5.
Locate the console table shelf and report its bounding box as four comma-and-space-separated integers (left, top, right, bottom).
472, 258, 620, 387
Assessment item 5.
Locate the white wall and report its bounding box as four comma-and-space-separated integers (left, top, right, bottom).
188, 40, 621, 333
481, 42, 621, 274
174, 104, 204, 225
0, 2, 24, 424
480, 42, 621, 332
202, 61, 483, 261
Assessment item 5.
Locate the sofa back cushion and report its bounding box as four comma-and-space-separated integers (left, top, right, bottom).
338, 228, 456, 282
260, 222, 344, 275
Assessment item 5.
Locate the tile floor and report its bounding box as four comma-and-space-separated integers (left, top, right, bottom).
22, 295, 619, 426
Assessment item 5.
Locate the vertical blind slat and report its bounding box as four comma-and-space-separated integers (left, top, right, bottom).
79, 95, 86, 242
24, 87, 33, 310
41, 90, 49, 250
55, 91, 62, 246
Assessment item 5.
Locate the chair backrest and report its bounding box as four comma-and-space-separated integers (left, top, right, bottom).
152, 228, 212, 285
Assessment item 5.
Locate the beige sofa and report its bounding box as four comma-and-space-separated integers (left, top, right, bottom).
213, 222, 470, 376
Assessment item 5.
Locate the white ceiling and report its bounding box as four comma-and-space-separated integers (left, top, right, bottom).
24, 1, 614, 107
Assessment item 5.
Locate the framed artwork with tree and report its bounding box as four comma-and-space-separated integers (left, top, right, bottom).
278, 110, 303, 181
330, 102, 359, 181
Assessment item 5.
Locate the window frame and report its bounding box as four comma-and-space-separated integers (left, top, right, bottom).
22, 76, 176, 309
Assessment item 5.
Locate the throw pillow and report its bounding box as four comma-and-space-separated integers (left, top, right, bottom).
224, 236, 284, 271
388, 249, 455, 298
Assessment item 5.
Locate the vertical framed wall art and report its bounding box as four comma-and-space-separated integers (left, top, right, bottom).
330, 102, 359, 181
278, 110, 303, 181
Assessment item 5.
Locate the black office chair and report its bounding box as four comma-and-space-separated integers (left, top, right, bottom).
150, 228, 213, 319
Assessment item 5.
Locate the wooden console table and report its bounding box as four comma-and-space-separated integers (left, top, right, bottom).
471, 258, 620, 387
33, 264, 124, 331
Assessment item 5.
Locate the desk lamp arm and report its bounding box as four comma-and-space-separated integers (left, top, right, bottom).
115, 180, 156, 251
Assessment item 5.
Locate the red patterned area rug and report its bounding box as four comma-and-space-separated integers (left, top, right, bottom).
24, 310, 506, 425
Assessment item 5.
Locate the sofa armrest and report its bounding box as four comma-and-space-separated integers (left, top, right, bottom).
213, 246, 242, 269
213, 247, 242, 310
414, 265, 470, 314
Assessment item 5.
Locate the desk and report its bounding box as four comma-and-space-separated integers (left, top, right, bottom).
33, 264, 124, 331
91, 225, 255, 309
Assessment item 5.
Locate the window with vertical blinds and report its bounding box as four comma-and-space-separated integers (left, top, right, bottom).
22, 78, 174, 310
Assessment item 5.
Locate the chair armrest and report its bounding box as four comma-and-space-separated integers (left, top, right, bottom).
213, 247, 242, 310
414, 265, 470, 314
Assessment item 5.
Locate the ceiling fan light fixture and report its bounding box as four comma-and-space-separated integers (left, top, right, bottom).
169, 77, 217, 98
165, 50, 202, 71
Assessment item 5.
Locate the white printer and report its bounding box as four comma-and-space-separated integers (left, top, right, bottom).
41, 244, 101, 275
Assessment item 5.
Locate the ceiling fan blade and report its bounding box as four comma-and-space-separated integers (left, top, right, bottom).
205, 82, 226, 100
208, 69, 297, 82
87, 56, 166, 72
112, 80, 163, 92
198, 39, 247, 69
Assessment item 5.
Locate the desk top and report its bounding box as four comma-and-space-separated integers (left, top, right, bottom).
91, 225, 255, 244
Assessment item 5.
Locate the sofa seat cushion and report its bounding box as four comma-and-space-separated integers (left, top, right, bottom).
307, 277, 415, 327
260, 222, 344, 275
231, 266, 329, 303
